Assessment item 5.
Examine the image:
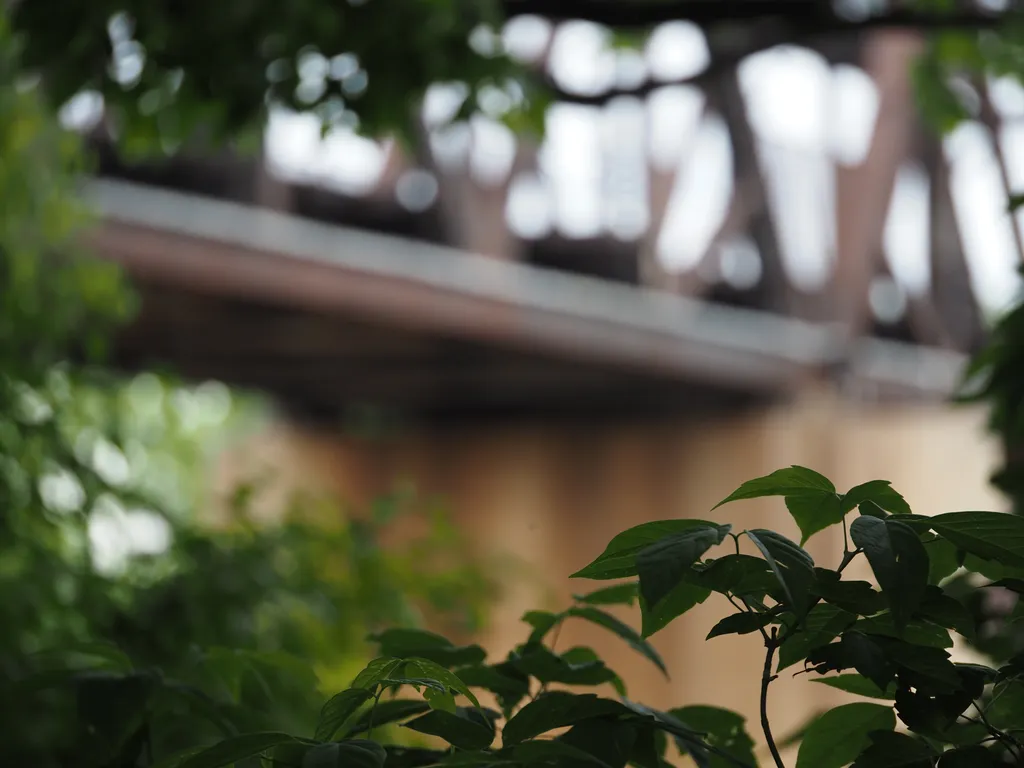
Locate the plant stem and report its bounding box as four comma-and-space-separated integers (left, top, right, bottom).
761, 627, 785, 768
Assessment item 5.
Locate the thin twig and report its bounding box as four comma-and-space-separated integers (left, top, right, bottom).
761, 627, 785, 768
969, 703, 1024, 760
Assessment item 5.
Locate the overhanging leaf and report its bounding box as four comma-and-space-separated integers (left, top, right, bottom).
351, 658, 404, 691
706, 611, 778, 640
452, 664, 529, 715
691, 555, 776, 597
501, 692, 629, 746
713, 466, 840, 544
177, 733, 306, 768
850, 730, 937, 767
712, 466, 835, 508
810, 674, 896, 700
402, 659, 480, 707
573, 583, 639, 606
841, 480, 912, 516
849, 516, 928, 634
668, 706, 757, 768
929, 511, 1024, 569
572, 519, 728, 580
368, 629, 486, 668
745, 529, 815, 617
795, 703, 895, 768
777, 604, 855, 670
936, 744, 1003, 767
637, 526, 730, 611
510, 739, 614, 768
344, 699, 431, 735
403, 707, 496, 750
301, 740, 386, 768
640, 579, 712, 638
566, 606, 666, 676
521, 610, 562, 643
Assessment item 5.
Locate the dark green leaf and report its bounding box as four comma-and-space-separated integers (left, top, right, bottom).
315, 688, 374, 741
987, 679, 1024, 732
510, 739, 614, 768
810, 674, 896, 700
640, 579, 712, 638
849, 517, 928, 634
706, 611, 778, 640
573, 583, 639, 606
345, 699, 431, 735
668, 706, 757, 768
937, 745, 1002, 767
987, 577, 1024, 594
453, 664, 529, 715
559, 719, 638, 768
691, 555, 776, 597
786, 492, 844, 546
302, 741, 387, 768
75, 672, 156, 762
922, 534, 961, 585
885, 642, 961, 689
423, 686, 456, 715
852, 615, 953, 649
502, 692, 629, 746
713, 466, 835, 508
572, 520, 729, 580
619, 701, 716, 768
916, 586, 975, 640
795, 703, 895, 768
777, 604, 855, 670
841, 480, 912, 516
522, 610, 562, 643
810, 569, 885, 614
351, 658, 404, 690
404, 707, 495, 750
839, 631, 896, 692
850, 730, 936, 767
403, 659, 480, 707
177, 733, 304, 768
929, 511, 1024, 569
510, 643, 620, 689
713, 466, 840, 544
745, 529, 815, 617
637, 526, 731, 609
368, 629, 486, 668
566, 606, 666, 676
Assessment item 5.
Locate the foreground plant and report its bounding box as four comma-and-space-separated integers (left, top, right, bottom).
29, 467, 1024, 766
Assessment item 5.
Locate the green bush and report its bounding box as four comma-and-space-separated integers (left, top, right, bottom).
22, 466, 1024, 767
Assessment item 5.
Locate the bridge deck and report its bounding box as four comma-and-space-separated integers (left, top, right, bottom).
88, 179, 964, 423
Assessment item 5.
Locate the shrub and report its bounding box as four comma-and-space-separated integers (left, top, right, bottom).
18, 466, 1024, 766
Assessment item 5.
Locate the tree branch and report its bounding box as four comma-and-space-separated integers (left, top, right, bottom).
503, 0, 1017, 32
761, 627, 785, 768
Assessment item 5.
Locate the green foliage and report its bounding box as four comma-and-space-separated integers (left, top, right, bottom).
7, 0, 547, 153
0, 15, 497, 766
47, 467, 1024, 767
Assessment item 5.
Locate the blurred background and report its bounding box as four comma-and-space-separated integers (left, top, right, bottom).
4, 0, 1024, 762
